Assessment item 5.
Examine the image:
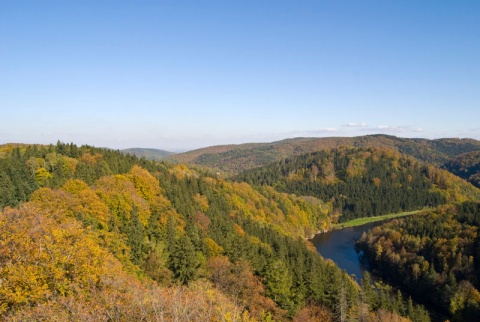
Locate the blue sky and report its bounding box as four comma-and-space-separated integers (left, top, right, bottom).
1, 1, 479, 150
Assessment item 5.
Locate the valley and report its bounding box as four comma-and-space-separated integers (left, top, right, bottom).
1, 136, 480, 321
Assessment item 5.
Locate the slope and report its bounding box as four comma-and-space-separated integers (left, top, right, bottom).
167, 135, 480, 176
236, 147, 480, 222
0, 142, 429, 321
443, 150, 480, 188
357, 202, 480, 321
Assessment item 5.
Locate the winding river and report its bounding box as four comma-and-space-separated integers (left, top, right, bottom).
311, 221, 383, 280
312, 220, 447, 320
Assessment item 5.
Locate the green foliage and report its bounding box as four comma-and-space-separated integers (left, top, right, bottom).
168, 234, 200, 285
0, 147, 38, 207
0, 141, 441, 320
265, 260, 295, 312
444, 150, 480, 188
127, 206, 146, 265
121, 148, 175, 160
356, 202, 480, 320
168, 134, 480, 175
236, 147, 478, 222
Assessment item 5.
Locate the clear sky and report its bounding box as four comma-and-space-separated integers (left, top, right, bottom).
1, 1, 479, 151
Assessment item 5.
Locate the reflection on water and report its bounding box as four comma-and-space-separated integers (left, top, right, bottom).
312, 220, 447, 320
311, 221, 384, 281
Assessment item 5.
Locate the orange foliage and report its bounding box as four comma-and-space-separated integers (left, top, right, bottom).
293, 304, 333, 322
206, 256, 284, 320
79, 152, 103, 165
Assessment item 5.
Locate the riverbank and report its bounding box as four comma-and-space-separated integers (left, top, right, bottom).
333, 209, 425, 230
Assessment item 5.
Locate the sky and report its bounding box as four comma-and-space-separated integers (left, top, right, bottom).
1, 1, 479, 151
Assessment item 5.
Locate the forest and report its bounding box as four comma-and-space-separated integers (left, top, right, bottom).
356, 202, 480, 321
236, 147, 480, 222
0, 142, 432, 321
444, 151, 480, 188
169, 135, 480, 176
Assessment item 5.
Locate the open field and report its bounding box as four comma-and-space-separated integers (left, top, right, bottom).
334, 209, 425, 229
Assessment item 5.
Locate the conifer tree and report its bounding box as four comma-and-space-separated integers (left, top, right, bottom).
168, 234, 199, 285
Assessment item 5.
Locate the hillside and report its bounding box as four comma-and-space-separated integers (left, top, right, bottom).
121, 147, 175, 160
357, 202, 480, 320
444, 151, 480, 188
0, 142, 428, 321
236, 147, 480, 222
167, 135, 480, 176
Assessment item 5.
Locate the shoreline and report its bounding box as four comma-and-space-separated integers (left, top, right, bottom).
307, 209, 426, 240
333, 209, 425, 230
308, 209, 426, 239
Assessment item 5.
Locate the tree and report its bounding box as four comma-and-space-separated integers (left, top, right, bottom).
168, 234, 199, 285
265, 260, 294, 312
127, 206, 145, 265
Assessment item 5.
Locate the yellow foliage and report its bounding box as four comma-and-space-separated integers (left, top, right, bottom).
194, 193, 209, 212
63, 156, 79, 174
31, 183, 110, 229
95, 174, 150, 226
127, 165, 162, 203
205, 238, 224, 257
35, 167, 52, 186
61, 179, 89, 194
0, 204, 121, 312
170, 164, 195, 179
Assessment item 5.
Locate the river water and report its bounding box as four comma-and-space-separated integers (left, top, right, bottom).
311, 221, 383, 281
312, 220, 447, 320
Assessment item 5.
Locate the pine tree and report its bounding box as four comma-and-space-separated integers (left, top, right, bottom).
127, 206, 145, 264
168, 234, 199, 285
265, 259, 294, 312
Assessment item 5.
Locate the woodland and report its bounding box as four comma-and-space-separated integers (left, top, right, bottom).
1, 138, 480, 321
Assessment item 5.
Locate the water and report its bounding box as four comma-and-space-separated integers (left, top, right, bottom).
311, 221, 384, 281
312, 220, 447, 320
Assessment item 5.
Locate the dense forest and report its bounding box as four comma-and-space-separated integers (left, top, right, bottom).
0, 142, 430, 321
169, 135, 480, 175
236, 147, 480, 222
444, 151, 480, 188
356, 202, 480, 321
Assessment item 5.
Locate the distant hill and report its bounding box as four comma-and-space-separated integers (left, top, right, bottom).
444, 150, 480, 188
121, 148, 175, 160
167, 135, 480, 175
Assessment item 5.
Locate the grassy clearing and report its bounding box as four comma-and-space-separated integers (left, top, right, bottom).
334, 209, 425, 230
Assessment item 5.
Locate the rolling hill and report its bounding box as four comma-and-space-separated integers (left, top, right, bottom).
443, 150, 480, 188
121, 148, 175, 160
235, 147, 480, 222
167, 135, 480, 176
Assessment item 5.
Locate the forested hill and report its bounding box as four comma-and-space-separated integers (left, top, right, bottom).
356, 202, 480, 321
121, 147, 175, 160
167, 135, 480, 175
236, 147, 480, 222
0, 142, 429, 321
444, 151, 480, 188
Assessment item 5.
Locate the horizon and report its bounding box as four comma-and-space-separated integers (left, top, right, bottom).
2, 1, 479, 150
2, 133, 478, 153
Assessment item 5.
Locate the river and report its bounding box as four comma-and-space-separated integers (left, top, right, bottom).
310, 221, 383, 281
312, 220, 447, 320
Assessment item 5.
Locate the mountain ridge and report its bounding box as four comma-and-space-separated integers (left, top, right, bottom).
167, 135, 480, 175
